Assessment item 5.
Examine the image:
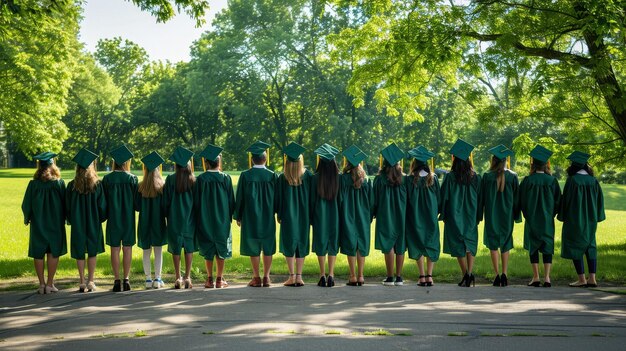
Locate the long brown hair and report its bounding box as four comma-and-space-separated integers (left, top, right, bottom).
316, 159, 339, 200
451, 157, 474, 185
380, 161, 403, 187
489, 156, 506, 192
73, 163, 99, 194
566, 163, 595, 177
284, 156, 304, 186
34, 161, 61, 182
139, 167, 165, 198
113, 161, 130, 172
342, 163, 366, 189
175, 163, 195, 193
410, 159, 434, 187
530, 160, 552, 175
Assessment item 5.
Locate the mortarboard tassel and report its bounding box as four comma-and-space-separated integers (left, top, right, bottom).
379, 155, 383, 170
202, 157, 206, 172
266, 148, 270, 167
248, 152, 252, 169
159, 163, 162, 175
316, 155, 320, 168
506, 155, 511, 170
530, 156, 532, 173
343, 156, 346, 169
469, 152, 474, 168
430, 157, 434, 173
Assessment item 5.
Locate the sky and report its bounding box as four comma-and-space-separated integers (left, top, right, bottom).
79, 0, 228, 62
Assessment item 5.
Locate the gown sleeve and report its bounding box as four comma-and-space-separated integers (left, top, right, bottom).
65, 182, 73, 226
512, 173, 522, 223
21, 180, 33, 225
227, 174, 235, 220
552, 178, 561, 217
97, 182, 107, 223
476, 174, 486, 223
233, 172, 245, 221
596, 179, 606, 222
434, 174, 442, 215
556, 177, 572, 222
275, 175, 283, 221
439, 173, 450, 221
371, 176, 380, 220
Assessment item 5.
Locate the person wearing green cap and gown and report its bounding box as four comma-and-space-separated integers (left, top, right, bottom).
102, 145, 138, 292
234, 141, 278, 288
163, 146, 197, 289
338, 145, 372, 286
195, 144, 235, 289
276, 142, 312, 287
66, 148, 107, 292
478, 145, 520, 287
440, 139, 481, 287
311, 143, 341, 287
22, 152, 67, 294
135, 151, 167, 289
559, 151, 605, 288
373, 143, 407, 286
406, 146, 440, 287
517, 145, 561, 287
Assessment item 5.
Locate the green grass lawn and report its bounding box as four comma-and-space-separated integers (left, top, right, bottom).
1, 168, 624, 291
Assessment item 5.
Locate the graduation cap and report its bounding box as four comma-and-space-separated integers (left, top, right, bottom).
567, 150, 590, 165
488, 144, 514, 161
141, 151, 165, 172
199, 144, 223, 163
72, 148, 98, 169
314, 143, 339, 161
169, 146, 194, 167
529, 145, 552, 165
283, 142, 306, 162
246, 141, 271, 156
407, 145, 435, 164
380, 143, 404, 166
110, 144, 134, 165
33, 151, 57, 165
449, 139, 474, 161
342, 145, 368, 168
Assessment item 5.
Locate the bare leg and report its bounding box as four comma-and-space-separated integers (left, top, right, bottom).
356, 252, 365, 283
384, 248, 395, 277
34, 259, 45, 286
46, 254, 59, 286
490, 250, 500, 275
588, 273, 597, 285
456, 257, 467, 275
77, 259, 85, 286
501, 251, 509, 275
317, 255, 326, 277
395, 253, 404, 277
328, 255, 336, 277
467, 253, 475, 273
416, 256, 425, 284
284, 256, 295, 285
544, 263, 552, 284
173, 255, 181, 280
426, 258, 435, 284
205, 258, 214, 278
262, 254, 273, 278
184, 252, 193, 279
347, 255, 357, 282
111, 246, 121, 280
122, 246, 132, 279
295, 258, 305, 285
87, 256, 96, 283
250, 256, 260, 278
531, 263, 540, 282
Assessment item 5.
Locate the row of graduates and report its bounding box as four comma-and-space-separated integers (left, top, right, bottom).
21, 138, 605, 293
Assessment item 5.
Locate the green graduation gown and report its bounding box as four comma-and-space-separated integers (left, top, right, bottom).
406, 173, 441, 261
234, 166, 278, 256
338, 173, 373, 257
478, 170, 520, 252
102, 171, 138, 247
440, 171, 481, 257
276, 170, 312, 258
372, 174, 407, 254
66, 181, 106, 259
517, 172, 561, 255
310, 173, 340, 256
194, 171, 235, 260
163, 173, 196, 255
134, 190, 167, 250
558, 173, 605, 259
22, 179, 67, 259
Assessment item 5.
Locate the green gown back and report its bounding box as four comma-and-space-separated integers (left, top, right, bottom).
163, 173, 196, 254
276, 170, 312, 258
440, 171, 481, 257
234, 167, 278, 256
65, 181, 107, 259
478, 170, 520, 251
338, 173, 373, 257
102, 171, 138, 246
558, 173, 605, 259
194, 171, 235, 259
517, 172, 561, 255
406, 173, 441, 261
134, 189, 167, 250
372, 174, 407, 254
310, 173, 340, 256
22, 179, 67, 259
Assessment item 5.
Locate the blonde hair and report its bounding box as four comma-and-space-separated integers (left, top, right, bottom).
489, 156, 506, 192
139, 167, 164, 198
34, 161, 61, 182
284, 156, 304, 186
73, 163, 99, 194
342, 163, 366, 189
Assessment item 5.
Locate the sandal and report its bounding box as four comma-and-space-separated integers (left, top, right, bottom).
357, 276, 365, 286
216, 277, 228, 288
87, 281, 97, 292
184, 277, 193, 289
417, 275, 426, 287
262, 276, 271, 287
425, 275, 434, 287
37, 284, 45, 295
283, 274, 296, 287
205, 276, 214, 288
79, 283, 86, 293
45, 285, 59, 294
295, 274, 304, 287
248, 277, 262, 287
174, 278, 182, 289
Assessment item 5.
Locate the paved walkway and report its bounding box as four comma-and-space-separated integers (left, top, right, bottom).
1, 282, 625, 350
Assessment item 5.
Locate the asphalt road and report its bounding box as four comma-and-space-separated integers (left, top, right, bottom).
1, 281, 625, 350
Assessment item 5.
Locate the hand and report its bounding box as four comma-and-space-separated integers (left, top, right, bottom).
236, 220, 241, 227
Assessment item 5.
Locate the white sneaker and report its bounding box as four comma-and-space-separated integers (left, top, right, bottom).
87, 281, 97, 292
145, 279, 153, 289
45, 285, 59, 293
153, 278, 164, 289
37, 284, 45, 294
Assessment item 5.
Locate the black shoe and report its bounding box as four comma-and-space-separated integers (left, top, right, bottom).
112, 279, 121, 292
492, 274, 501, 287
382, 277, 394, 286
543, 282, 552, 288
500, 273, 508, 287
465, 273, 475, 287
417, 275, 427, 287
317, 276, 326, 287
527, 281, 541, 287
327, 276, 335, 287
458, 273, 469, 287
123, 278, 131, 291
